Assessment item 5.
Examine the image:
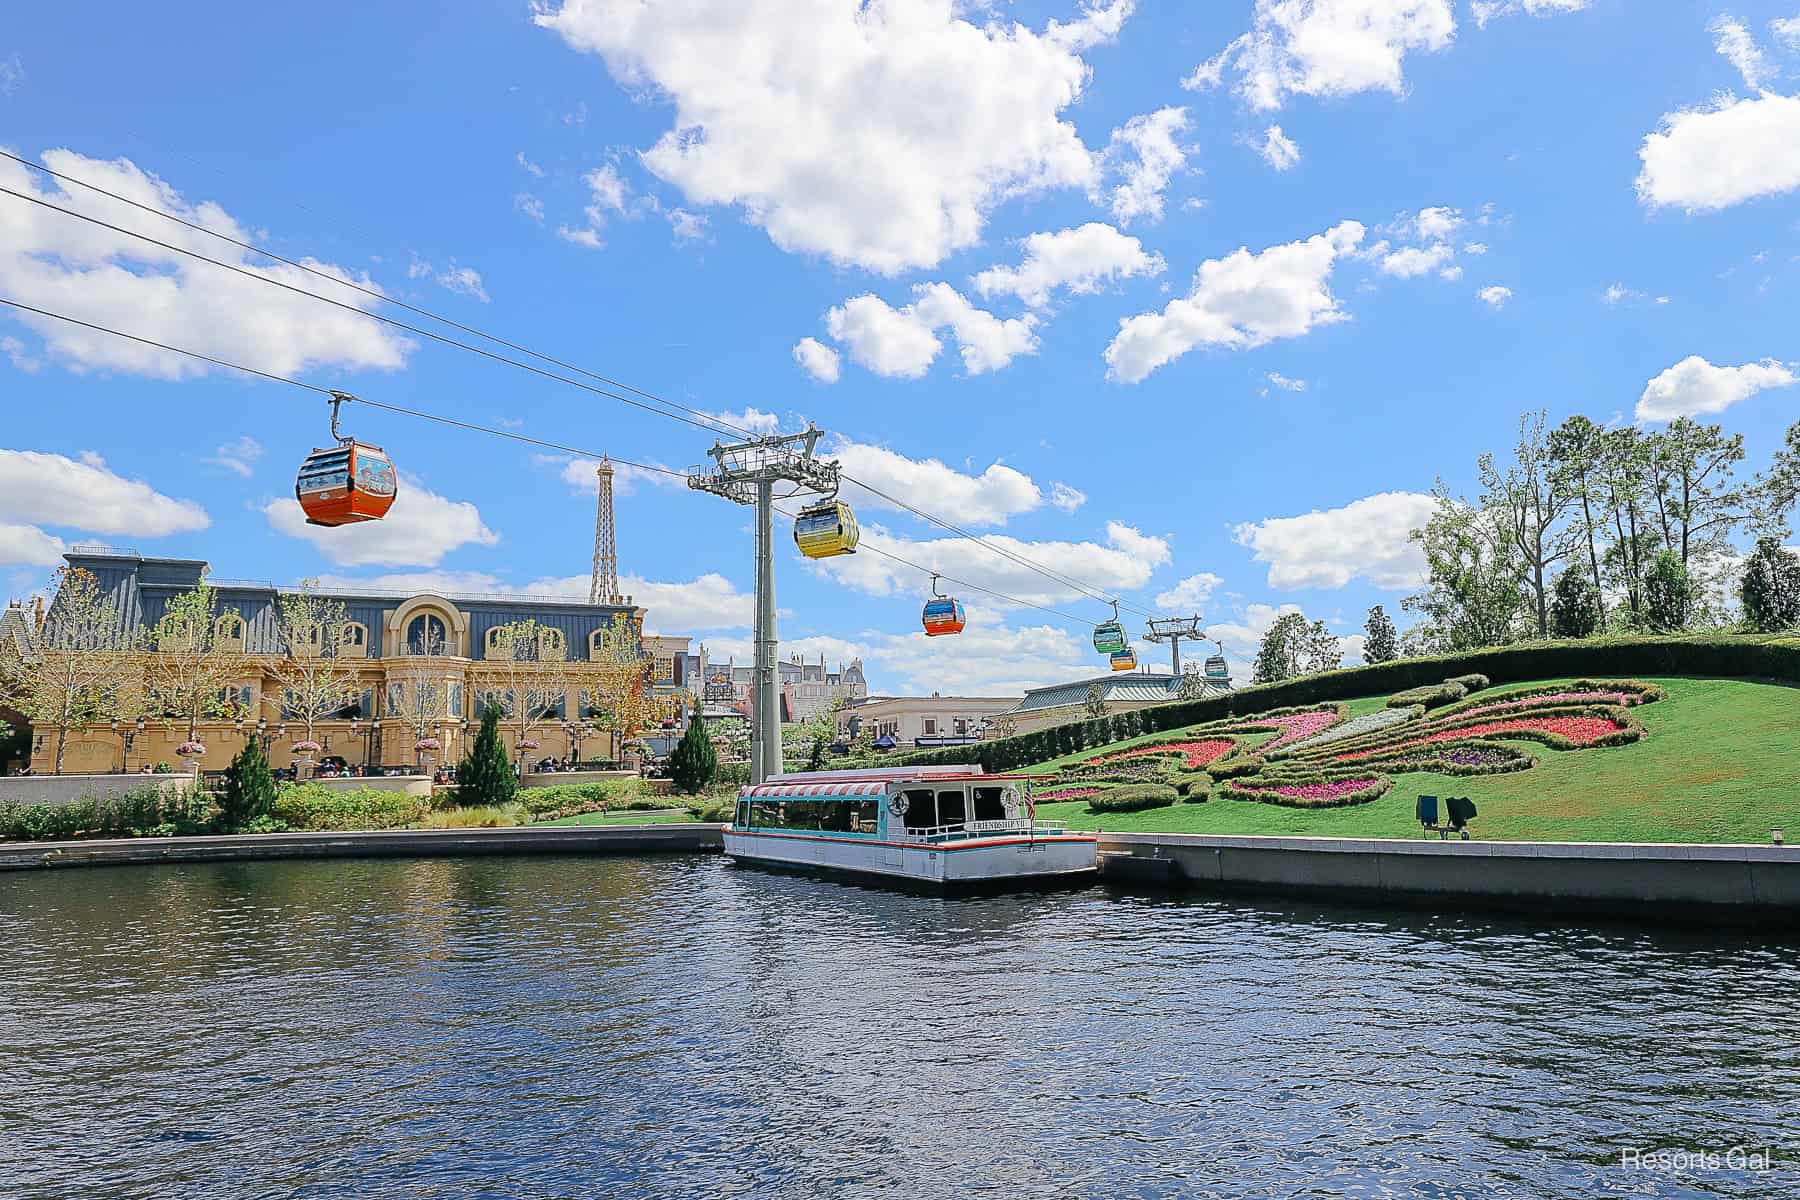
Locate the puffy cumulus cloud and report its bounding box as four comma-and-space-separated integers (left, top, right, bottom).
1257, 124, 1301, 170
1377, 242, 1455, 278
1103, 220, 1364, 383
310, 569, 753, 635
1471, 0, 1590, 27
1412, 205, 1462, 240
824, 284, 1038, 378
538, 454, 684, 497
810, 521, 1169, 606
264, 477, 498, 567
533, 0, 1122, 274
1709, 14, 1772, 90
202, 435, 263, 478
792, 336, 841, 383
1636, 92, 1800, 212
1049, 482, 1088, 513
1776, 17, 1800, 51
1154, 571, 1223, 610
0, 522, 67, 567
707, 407, 783, 435
0, 149, 412, 379
1186, 0, 1455, 111
1104, 107, 1191, 224
1477, 284, 1512, 307
830, 441, 1043, 526
971, 223, 1164, 309
1233, 491, 1436, 589
0, 448, 208, 537
1636, 355, 1797, 421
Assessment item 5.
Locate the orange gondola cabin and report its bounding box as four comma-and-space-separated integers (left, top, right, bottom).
296, 440, 397, 527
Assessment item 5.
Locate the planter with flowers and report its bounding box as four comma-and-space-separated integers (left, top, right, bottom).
176, 740, 207, 772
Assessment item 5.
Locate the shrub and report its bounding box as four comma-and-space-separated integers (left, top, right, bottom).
668, 716, 717, 794
1551, 569, 1603, 638
271, 784, 431, 831
456, 704, 517, 809
0, 784, 204, 842
217, 739, 277, 833
517, 780, 663, 818
684, 793, 738, 822
1171, 771, 1211, 802
1444, 673, 1490, 693
1387, 681, 1468, 710
715, 762, 751, 788
1643, 551, 1695, 632
1087, 784, 1178, 813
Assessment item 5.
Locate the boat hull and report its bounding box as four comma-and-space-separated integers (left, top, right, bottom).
723, 828, 1097, 886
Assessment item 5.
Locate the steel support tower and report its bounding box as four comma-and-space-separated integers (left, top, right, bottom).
1144, 615, 1207, 677
688, 426, 840, 783
589, 458, 621, 605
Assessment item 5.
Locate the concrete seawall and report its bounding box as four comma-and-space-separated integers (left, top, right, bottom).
1096, 832, 1800, 925
0, 823, 725, 872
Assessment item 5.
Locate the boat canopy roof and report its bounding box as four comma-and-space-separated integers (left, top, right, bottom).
767, 765, 982, 783
743, 780, 891, 799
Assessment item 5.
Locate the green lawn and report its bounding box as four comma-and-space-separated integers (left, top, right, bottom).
1033, 676, 1800, 844
531, 806, 700, 827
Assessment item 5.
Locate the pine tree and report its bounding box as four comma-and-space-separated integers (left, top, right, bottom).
1363, 605, 1398, 664
1740, 538, 1800, 632
218, 738, 277, 832
457, 703, 517, 808
1550, 568, 1602, 638
1642, 550, 1694, 633
669, 715, 718, 795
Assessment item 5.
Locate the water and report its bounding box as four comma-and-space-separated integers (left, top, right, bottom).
1, 855, 1795, 1199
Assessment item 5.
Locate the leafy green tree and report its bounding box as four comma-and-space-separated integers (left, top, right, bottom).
456, 703, 517, 807
1480, 409, 1579, 636
1549, 414, 1609, 621
1082, 682, 1108, 718
1304, 619, 1342, 673
1596, 427, 1656, 619
668, 715, 718, 794
1642, 550, 1696, 633
1549, 568, 1602, 638
1752, 420, 1800, 538
1740, 537, 1800, 632
1646, 417, 1747, 570
1403, 486, 1526, 651
217, 738, 277, 832
1363, 605, 1398, 664
1253, 612, 1310, 683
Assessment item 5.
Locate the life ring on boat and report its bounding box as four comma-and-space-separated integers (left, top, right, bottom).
888, 794, 909, 817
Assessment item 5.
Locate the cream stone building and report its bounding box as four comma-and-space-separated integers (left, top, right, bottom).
836, 693, 1019, 749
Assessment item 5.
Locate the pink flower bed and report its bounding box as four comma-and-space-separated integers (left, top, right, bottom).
1450, 691, 1632, 721
1336, 715, 1623, 761
1035, 787, 1101, 802
1094, 739, 1236, 769
1262, 778, 1382, 802
1232, 710, 1341, 752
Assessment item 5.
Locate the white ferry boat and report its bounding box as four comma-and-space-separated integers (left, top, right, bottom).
723, 765, 1097, 886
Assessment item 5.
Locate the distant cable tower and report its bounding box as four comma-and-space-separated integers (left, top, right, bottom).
589, 458, 621, 605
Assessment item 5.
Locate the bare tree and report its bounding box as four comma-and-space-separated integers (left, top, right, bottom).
471, 618, 575, 764
388, 626, 456, 760
576, 614, 670, 762
145, 582, 246, 747
1596, 427, 1656, 620
265, 583, 365, 754
1480, 411, 1579, 637
9, 567, 145, 773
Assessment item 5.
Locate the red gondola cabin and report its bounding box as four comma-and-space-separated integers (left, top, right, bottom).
296, 441, 397, 527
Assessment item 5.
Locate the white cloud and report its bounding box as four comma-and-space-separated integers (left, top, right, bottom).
1378, 242, 1454, 278
0, 149, 411, 379
1463, 241, 1488, 254
515, 192, 546, 224
706, 407, 783, 435
1105, 106, 1190, 224
1103, 219, 1364, 383
534, 0, 1118, 274
0, 449, 209, 537
824, 284, 1038, 378
1186, 0, 1455, 111
263, 477, 498, 567
1263, 371, 1308, 392
1476, 284, 1512, 307
792, 336, 842, 383
0, 54, 22, 97
1154, 572, 1223, 610
516, 151, 546, 178
541, 454, 684, 497
1257, 124, 1301, 170
1049, 482, 1088, 513
1636, 355, 1797, 421
408, 257, 490, 303
615, 573, 753, 632
1233, 491, 1436, 589
971, 223, 1164, 309
1710, 14, 1772, 90
1636, 92, 1800, 211
2, 334, 42, 372
1775, 17, 1800, 52
1413, 205, 1463, 240
664, 207, 707, 242
203, 436, 264, 477
0, 522, 67, 567
832, 441, 1043, 527
811, 520, 1169, 606
557, 162, 634, 248
1471, 0, 1590, 27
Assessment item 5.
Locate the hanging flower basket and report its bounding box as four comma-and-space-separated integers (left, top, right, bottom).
176, 740, 207, 757
515, 739, 540, 751
291, 740, 323, 755
414, 737, 441, 752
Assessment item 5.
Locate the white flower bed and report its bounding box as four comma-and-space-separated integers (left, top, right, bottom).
1275, 705, 1419, 757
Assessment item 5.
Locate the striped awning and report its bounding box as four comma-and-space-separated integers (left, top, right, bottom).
743, 781, 890, 799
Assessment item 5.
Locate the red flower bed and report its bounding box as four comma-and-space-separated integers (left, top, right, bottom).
1335, 715, 1623, 761
1094, 739, 1236, 769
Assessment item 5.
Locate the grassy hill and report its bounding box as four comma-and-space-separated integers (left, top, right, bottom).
1028, 675, 1799, 845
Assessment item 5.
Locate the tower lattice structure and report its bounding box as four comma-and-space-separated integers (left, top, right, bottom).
589, 458, 621, 605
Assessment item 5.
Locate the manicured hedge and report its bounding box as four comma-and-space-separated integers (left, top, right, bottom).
1386, 681, 1468, 709
1087, 783, 1178, 813
1445, 673, 1491, 693
895, 635, 1800, 774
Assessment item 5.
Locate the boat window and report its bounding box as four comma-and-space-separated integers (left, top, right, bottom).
736, 801, 748, 827
936, 789, 967, 827
902, 789, 936, 831
971, 786, 1006, 823
747, 798, 879, 833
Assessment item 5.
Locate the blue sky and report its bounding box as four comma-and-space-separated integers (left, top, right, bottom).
2, 0, 1797, 695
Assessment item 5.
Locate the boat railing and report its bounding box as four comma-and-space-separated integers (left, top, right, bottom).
904, 818, 1070, 843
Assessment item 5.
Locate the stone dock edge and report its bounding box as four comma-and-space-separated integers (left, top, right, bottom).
2, 826, 1796, 925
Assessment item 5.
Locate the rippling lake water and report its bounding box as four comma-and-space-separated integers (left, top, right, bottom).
2, 855, 1795, 1198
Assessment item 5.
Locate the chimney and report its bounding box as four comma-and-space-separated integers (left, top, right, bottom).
33, 595, 45, 631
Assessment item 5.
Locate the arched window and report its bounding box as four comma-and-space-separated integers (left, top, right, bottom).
216, 612, 246, 651
485, 626, 507, 654
539, 628, 566, 659
341, 623, 367, 652
406, 613, 448, 656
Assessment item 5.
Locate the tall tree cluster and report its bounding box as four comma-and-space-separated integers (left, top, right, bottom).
1405, 412, 1800, 649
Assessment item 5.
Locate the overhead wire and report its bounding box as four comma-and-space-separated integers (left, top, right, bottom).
0, 155, 1166, 622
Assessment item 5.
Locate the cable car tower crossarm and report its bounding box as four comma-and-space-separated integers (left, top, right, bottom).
687, 425, 842, 784
1144, 615, 1208, 678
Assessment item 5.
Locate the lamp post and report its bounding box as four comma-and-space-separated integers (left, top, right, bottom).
563, 719, 582, 767
110, 716, 146, 774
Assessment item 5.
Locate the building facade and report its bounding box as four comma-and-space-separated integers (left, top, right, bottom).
19, 548, 656, 776
697, 651, 868, 724
836, 694, 1019, 749
996, 671, 1230, 736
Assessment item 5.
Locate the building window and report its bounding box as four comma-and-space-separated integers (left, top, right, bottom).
406, 614, 448, 655
216, 612, 246, 649
539, 628, 566, 659
485, 626, 506, 654
923, 719, 937, 736
341, 623, 367, 652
